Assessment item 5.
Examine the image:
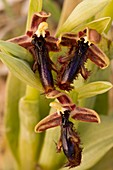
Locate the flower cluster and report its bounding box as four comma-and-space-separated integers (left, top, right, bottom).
8, 11, 109, 168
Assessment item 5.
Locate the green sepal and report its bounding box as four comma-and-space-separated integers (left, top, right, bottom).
75, 81, 113, 99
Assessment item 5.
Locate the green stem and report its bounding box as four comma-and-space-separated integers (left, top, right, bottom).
25, 85, 40, 100
5, 73, 26, 164
18, 85, 41, 170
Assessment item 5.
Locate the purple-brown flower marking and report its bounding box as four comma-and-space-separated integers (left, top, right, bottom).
57, 28, 109, 91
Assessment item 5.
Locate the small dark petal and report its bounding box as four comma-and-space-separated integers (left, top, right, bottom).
80, 65, 90, 80
62, 33, 77, 37
35, 112, 61, 133
46, 36, 60, 52
26, 31, 33, 37
60, 33, 77, 46
88, 44, 109, 69
57, 81, 74, 91
58, 54, 74, 64
46, 90, 72, 103
78, 30, 86, 38
56, 137, 62, 153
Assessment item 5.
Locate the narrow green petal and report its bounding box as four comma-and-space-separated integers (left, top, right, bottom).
76, 81, 113, 99
0, 52, 42, 90
56, 0, 111, 36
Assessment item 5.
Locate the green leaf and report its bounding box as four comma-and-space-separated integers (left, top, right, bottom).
90, 148, 113, 170
0, 52, 42, 90
56, 0, 111, 36
26, 0, 42, 30
72, 17, 111, 34
0, 40, 33, 64
75, 81, 113, 99
60, 115, 113, 170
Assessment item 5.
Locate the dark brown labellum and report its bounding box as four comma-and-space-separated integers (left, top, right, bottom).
57, 38, 89, 91
57, 110, 82, 168
31, 34, 55, 93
